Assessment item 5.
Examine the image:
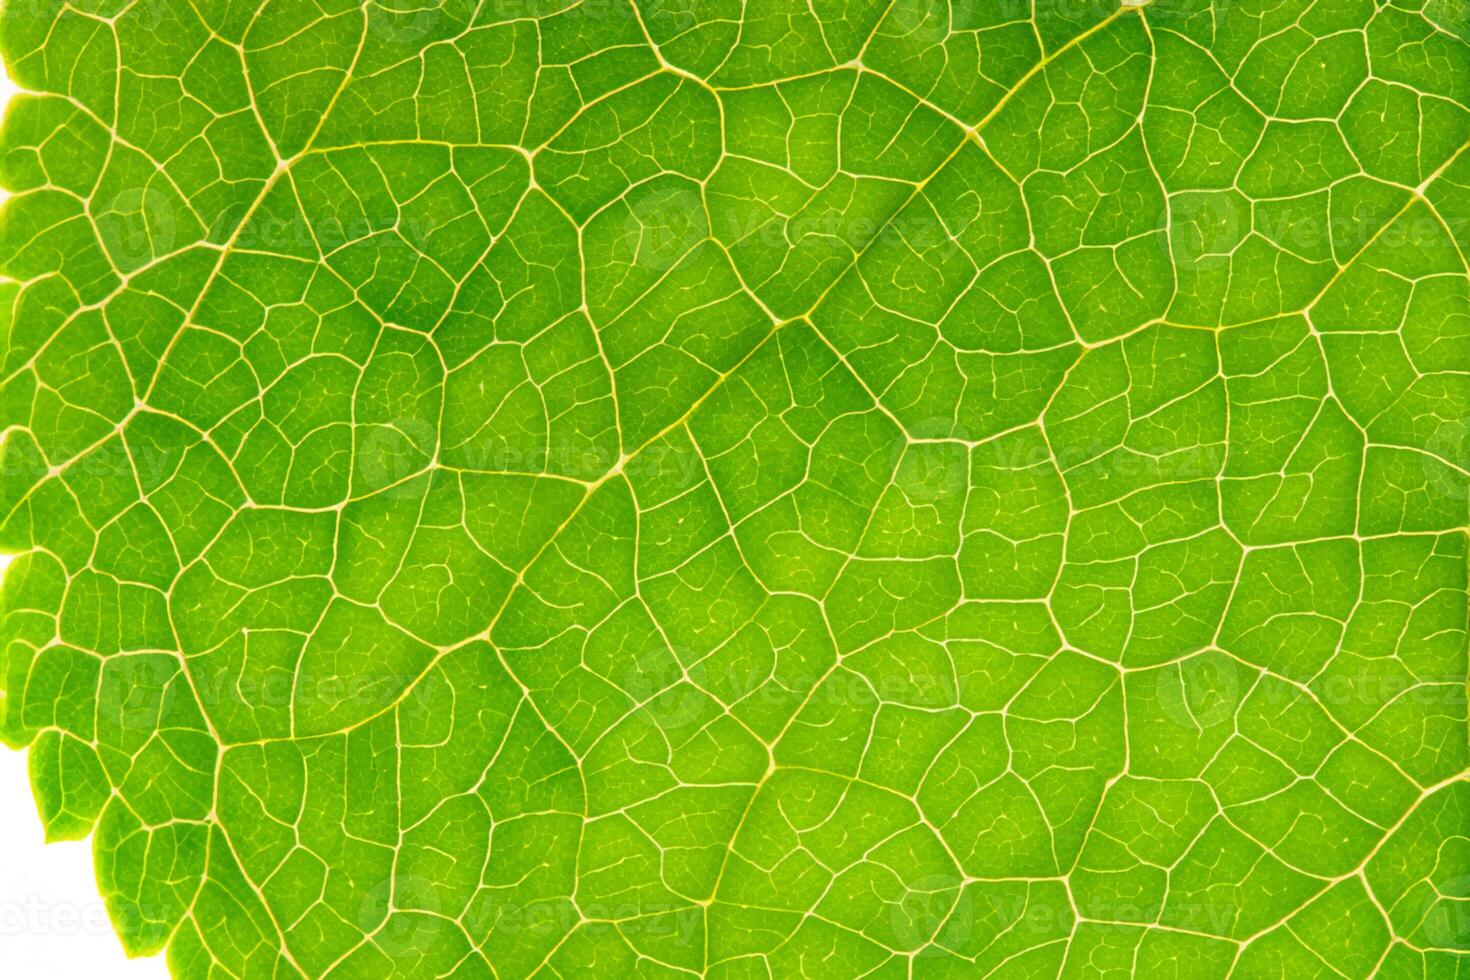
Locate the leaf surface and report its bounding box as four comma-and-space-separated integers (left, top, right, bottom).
0, 0, 1467, 977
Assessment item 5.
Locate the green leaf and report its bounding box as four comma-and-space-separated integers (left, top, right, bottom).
0, 0, 1467, 977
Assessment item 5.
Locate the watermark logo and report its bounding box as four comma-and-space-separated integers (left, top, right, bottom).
890, 874, 971, 955
618, 645, 708, 731
366, 0, 447, 44
891, 434, 971, 506
1156, 652, 1240, 731
95, 186, 177, 273
102, 656, 177, 735
1424, 418, 1470, 502
359, 873, 441, 959
0, 897, 113, 938
354, 419, 438, 497
625, 182, 707, 271
1169, 191, 1245, 273
882, 0, 969, 44
1419, 874, 1470, 949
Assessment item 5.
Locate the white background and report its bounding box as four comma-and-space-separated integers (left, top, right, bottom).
0, 749, 169, 977
0, 55, 170, 979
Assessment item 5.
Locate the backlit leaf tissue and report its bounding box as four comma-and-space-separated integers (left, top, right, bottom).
0, 0, 1466, 976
